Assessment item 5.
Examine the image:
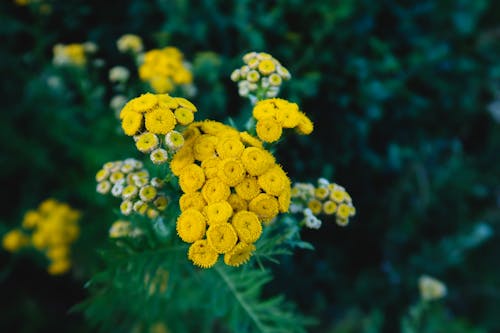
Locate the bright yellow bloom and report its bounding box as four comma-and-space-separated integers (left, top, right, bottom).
269, 73, 282, 86
246, 70, 260, 83
121, 112, 143, 136
135, 132, 159, 153
175, 97, 197, 112
150, 148, 169, 164
193, 134, 218, 161
2, 230, 29, 252
239, 132, 263, 148
235, 177, 260, 200
206, 223, 238, 254
278, 187, 291, 213
122, 184, 138, 200
337, 203, 352, 220
323, 201, 337, 215
296, 112, 314, 135
330, 188, 346, 203
201, 178, 230, 204
179, 164, 206, 193
307, 199, 323, 215
170, 146, 195, 175
227, 194, 248, 212
150, 76, 173, 94
201, 157, 221, 179
188, 240, 218, 268
145, 108, 176, 134
174, 107, 194, 125
22, 210, 40, 229
314, 187, 329, 200
258, 59, 276, 75
47, 245, 69, 261
256, 118, 283, 143
241, 147, 275, 176
176, 209, 206, 243
120, 200, 133, 215
132, 93, 159, 113
275, 102, 300, 128
154, 195, 169, 211
248, 194, 279, 221
165, 131, 185, 150
216, 137, 244, 159
179, 192, 206, 212
258, 165, 289, 196
253, 102, 277, 120
139, 185, 157, 202
217, 158, 246, 186
224, 242, 255, 267
95, 169, 109, 182
204, 201, 233, 225
133, 200, 148, 215
232, 211, 262, 243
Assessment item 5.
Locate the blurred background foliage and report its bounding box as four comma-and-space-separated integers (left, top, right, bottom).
1, 0, 499, 332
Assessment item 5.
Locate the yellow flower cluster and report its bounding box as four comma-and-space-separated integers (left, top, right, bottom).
231, 51, 291, 100
252, 98, 314, 143
96, 159, 170, 219
52, 42, 97, 67
117, 34, 143, 54
291, 178, 356, 228
170, 120, 291, 268
119, 93, 197, 164
2, 199, 81, 275
139, 47, 193, 94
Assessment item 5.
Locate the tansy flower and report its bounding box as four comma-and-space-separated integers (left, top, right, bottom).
170, 146, 195, 175
150, 77, 173, 94
216, 137, 244, 159
120, 200, 133, 215
97, 181, 111, 194
174, 107, 195, 125
135, 132, 159, 153
217, 158, 246, 186
258, 59, 276, 75
150, 148, 169, 164
253, 103, 277, 121
147, 208, 159, 219
122, 112, 143, 136
307, 199, 322, 215
204, 201, 233, 225
246, 70, 260, 83
239, 132, 263, 148
165, 131, 185, 150
111, 183, 125, 197
296, 112, 314, 135
133, 200, 148, 215
193, 134, 218, 161
179, 164, 206, 193
139, 185, 157, 202
206, 223, 238, 254
258, 165, 289, 196
154, 195, 169, 211
201, 157, 221, 179
256, 118, 283, 143
151, 177, 165, 189
314, 187, 329, 200
122, 185, 138, 200
109, 220, 132, 238
48, 259, 71, 275
2, 230, 29, 252
248, 194, 279, 221
269, 73, 282, 86
117, 34, 143, 53
95, 169, 109, 182
278, 187, 291, 213
145, 108, 177, 134
179, 192, 207, 212
232, 211, 262, 243
235, 177, 261, 200
323, 201, 337, 215
224, 242, 255, 267
201, 178, 231, 203
22, 211, 40, 229
176, 209, 206, 243
241, 147, 275, 176
227, 193, 248, 212
188, 240, 219, 268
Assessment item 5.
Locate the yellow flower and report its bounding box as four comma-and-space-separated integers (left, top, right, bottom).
174, 107, 194, 125
253, 101, 277, 120
175, 97, 197, 112
121, 112, 143, 136
97, 181, 111, 194
133, 200, 148, 215
206, 223, 238, 254
201, 178, 231, 204
170, 146, 195, 175
109, 171, 125, 184
179, 164, 206, 193
47, 246, 69, 261
201, 157, 221, 179
323, 201, 337, 215
258, 59, 276, 75
150, 148, 169, 164
176, 209, 206, 243
217, 158, 246, 186
154, 195, 169, 211
246, 70, 260, 83
165, 130, 185, 150
235, 177, 260, 200
227, 193, 248, 212
179, 192, 206, 212
188, 239, 218, 268
232, 210, 262, 243
224, 242, 255, 267
145, 108, 176, 134
22, 210, 40, 229
117, 34, 143, 53
150, 76, 174, 94
132, 93, 159, 113
193, 134, 218, 161
278, 187, 291, 213
248, 194, 279, 221
258, 165, 289, 196
2, 230, 29, 252
48, 259, 71, 275
330, 187, 346, 203
241, 147, 275, 176
139, 185, 157, 202
307, 199, 322, 215
296, 112, 314, 135
216, 137, 244, 159
314, 187, 329, 200
256, 118, 283, 143
135, 132, 159, 153
268, 73, 282, 86
120, 200, 133, 215
337, 203, 352, 220
204, 201, 234, 225
275, 102, 300, 128
95, 169, 109, 182
239, 132, 263, 148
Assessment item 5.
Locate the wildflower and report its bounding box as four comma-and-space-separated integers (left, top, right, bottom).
206, 223, 238, 253
227, 193, 248, 212
419, 275, 447, 301
323, 200, 337, 215
180, 192, 206, 212
188, 240, 218, 268
179, 164, 206, 193
97, 181, 111, 194
135, 132, 159, 153
224, 242, 255, 267
241, 147, 275, 176
139, 185, 157, 202
52, 43, 88, 67
109, 66, 130, 83
154, 195, 169, 211
235, 177, 261, 200
218, 158, 246, 186
122, 112, 143, 136
256, 118, 283, 143
232, 211, 262, 243
174, 107, 195, 125
165, 130, 186, 150
201, 178, 230, 204
133, 200, 148, 215
307, 199, 323, 215
176, 209, 206, 243
111, 182, 125, 197
249, 193, 279, 221
117, 34, 143, 53
120, 200, 133, 215
216, 137, 244, 159
204, 201, 233, 225
201, 157, 221, 179
150, 148, 169, 164
2, 230, 29, 252
258, 165, 289, 196
109, 220, 132, 238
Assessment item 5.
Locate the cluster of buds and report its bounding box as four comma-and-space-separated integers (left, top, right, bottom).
96, 158, 170, 220
290, 178, 356, 229
231, 52, 291, 102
